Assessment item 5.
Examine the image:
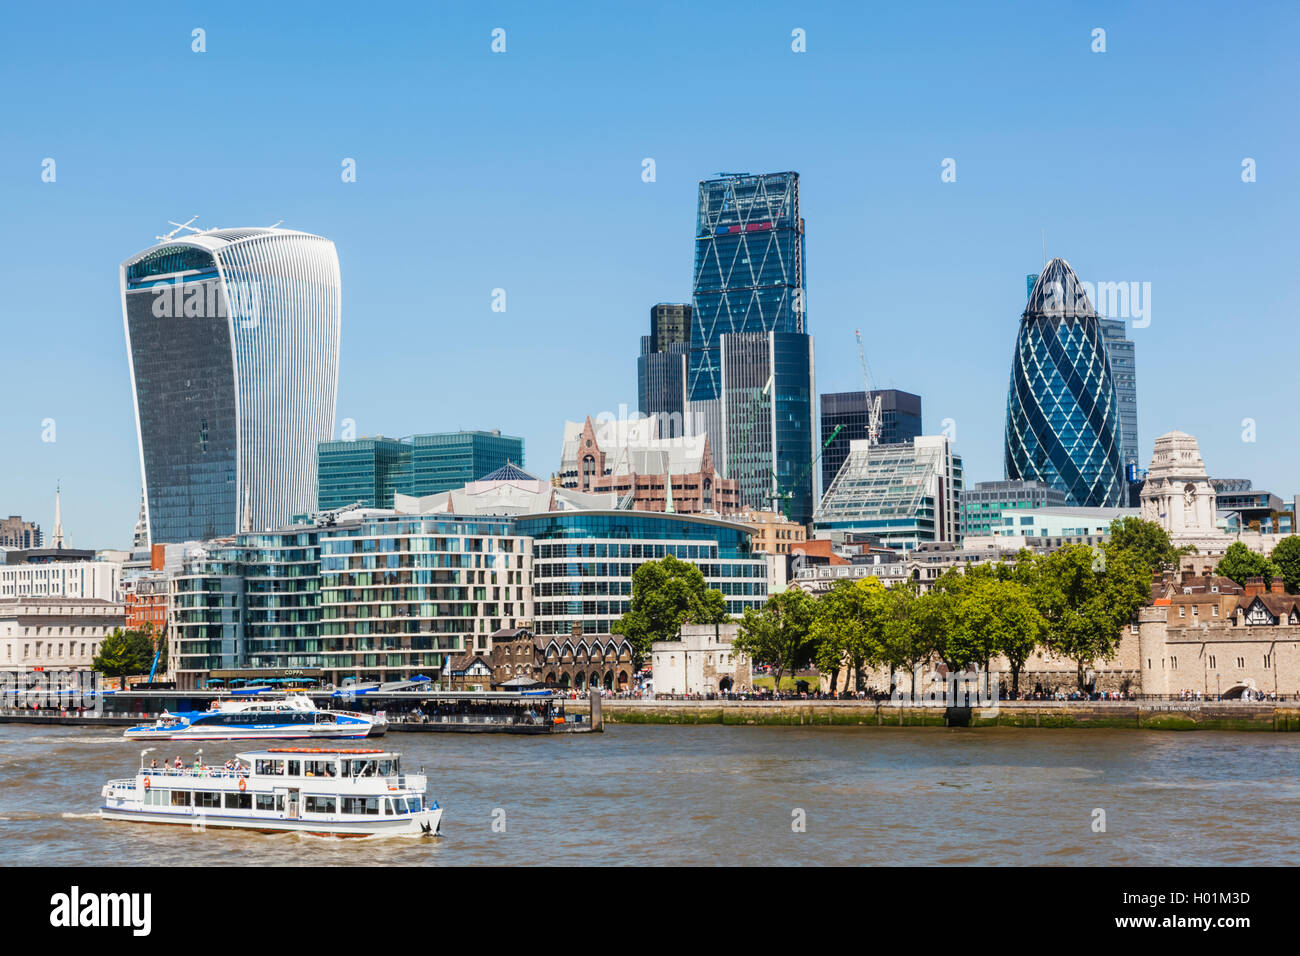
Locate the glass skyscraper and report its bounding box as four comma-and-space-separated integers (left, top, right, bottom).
121, 227, 341, 544
819, 389, 923, 495
686, 172, 813, 523
1005, 259, 1125, 508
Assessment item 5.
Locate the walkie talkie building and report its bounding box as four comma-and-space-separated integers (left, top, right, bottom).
1004, 258, 1124, 508
121, 227, 341, 544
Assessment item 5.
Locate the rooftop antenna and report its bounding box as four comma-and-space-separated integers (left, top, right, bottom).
268, 220, 284, 229
155, 215, 201, 243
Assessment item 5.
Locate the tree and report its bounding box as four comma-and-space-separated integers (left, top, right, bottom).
611, 555, 728, 661
810, 577, 886, 694
92, 628, 156, 678
1215, 541, 1276, 588
1106, 516, 1190, 574
1270, 536, 1300, 594
1034, 543, 1149, 692
948, 577, 1044, 698
734, 588, 818, 696
876, 583, 937, 699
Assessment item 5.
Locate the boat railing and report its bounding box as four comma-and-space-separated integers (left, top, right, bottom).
138, 766, 250, 780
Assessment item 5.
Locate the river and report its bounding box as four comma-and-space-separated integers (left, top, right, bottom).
3, 724, 1298, 866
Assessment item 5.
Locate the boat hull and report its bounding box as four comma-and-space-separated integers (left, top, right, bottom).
99, 805, 442, 837
122, 726, 376, 741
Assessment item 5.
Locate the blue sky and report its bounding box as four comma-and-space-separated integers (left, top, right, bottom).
2, 0, 1297, 547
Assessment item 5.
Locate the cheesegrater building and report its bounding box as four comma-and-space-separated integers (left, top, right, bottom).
1004, 258, 1125, 508
121, 226, 342, 544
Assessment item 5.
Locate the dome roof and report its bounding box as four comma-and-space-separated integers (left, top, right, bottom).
1024, 257, 1097, 320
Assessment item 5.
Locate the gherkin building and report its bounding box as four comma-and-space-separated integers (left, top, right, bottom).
1004, 258, 1124, 507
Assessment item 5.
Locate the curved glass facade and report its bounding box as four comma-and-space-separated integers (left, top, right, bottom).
123, 228, 341, 543
1004, 259, 1124, 508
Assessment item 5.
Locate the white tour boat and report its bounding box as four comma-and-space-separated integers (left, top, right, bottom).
123, 695, 387, 741
100, 747, 441, 837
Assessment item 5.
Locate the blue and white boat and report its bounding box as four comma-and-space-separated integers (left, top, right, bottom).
123, 695, 386, 741
101, 746, 440, 837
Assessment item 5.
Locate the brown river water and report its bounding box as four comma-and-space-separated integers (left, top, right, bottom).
2, 724, 1298, 866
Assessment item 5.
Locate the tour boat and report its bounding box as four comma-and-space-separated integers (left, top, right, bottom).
122, 695, 387, 741
100, 747, 441, 837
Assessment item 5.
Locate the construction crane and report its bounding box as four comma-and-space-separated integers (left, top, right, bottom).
768, 424, 843, 521
856, 328, 882, 447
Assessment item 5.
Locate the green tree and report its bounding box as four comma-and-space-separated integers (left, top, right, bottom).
611, 555, 728, 661
734, 588, 818, 696
1215, 541, 1276, 588
876, 583, 938, 699
1106, 516, 1190, 574
810, 577, 886, 694
92, 628, 156, 678
947, 576, 1045, 698
1269, 536, 1300, 594
1034, 543, 1149, 692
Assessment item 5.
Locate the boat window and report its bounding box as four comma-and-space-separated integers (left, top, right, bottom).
378, 759, 398, 775
304, 796, 336, 814
255, 793, 282, 812
147, 789, 167, 806
195, 792, 221, 809
287, 760, 300, 776
171, 791, 191, 807
383, 798, 396, 815
224, 792, 252, 810
342, 796, 380, 815
304, 760, 336, 777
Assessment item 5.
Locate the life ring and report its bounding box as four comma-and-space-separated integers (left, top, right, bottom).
238, 777, 247, 792
143, 778, 151, 789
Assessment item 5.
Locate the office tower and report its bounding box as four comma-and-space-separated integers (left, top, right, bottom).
316, 430, 525, 510
640, 302, 691, 437
686, 172, 813, 522
409, 431, 524, 495
316, 436, 412, 511
814, 436, 964, 551
1005, 258, 1124, 508
820, 390, 923, 494
650, 302, 691, 353
122, 226, 341, 543
718, 330, 815, 524
0, 516, 41, 550
1098, 317, 1140, 505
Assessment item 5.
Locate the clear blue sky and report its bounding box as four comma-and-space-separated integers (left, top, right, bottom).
2, 0, 1297, 548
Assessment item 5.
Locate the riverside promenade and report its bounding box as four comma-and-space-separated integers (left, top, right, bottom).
561, 697, 1300, 731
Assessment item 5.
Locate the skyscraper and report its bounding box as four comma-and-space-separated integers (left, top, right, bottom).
122, 226, 341, 544
638, 304, 690, 437
1098, 317, 1140, 504
1005, 258, 1124, 508
686, 172, 814, 523
820, 389, 923, 494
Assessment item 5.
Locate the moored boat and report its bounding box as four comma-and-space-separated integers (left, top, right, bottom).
100, 746, 440, 837
123, 695, 387, 741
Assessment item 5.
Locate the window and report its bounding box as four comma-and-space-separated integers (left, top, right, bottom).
224, 792, 252, 810
195, 791, 221, 809
304, 796, 336, 814
171, 791, 191, 807
342, 796, 380, 815
1209, 655, 1216, 668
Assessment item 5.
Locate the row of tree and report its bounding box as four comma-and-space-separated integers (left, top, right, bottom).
733, 535, 1152, 696
613, 518, 1185, 695
1215, 537, 1300, 592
